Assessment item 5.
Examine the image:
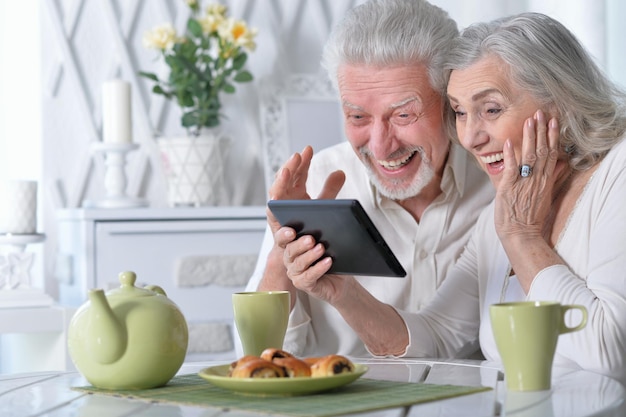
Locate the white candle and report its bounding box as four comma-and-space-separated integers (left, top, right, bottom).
0, 180, 38, 234
102, 80, 132, 143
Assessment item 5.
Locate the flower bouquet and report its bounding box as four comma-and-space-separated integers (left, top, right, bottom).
139, 1, 257, 206
140, 0, 257, 136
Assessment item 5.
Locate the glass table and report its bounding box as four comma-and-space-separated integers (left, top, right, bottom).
0, 358, 623, 416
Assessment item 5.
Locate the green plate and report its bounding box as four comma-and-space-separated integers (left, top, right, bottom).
198, 363, 368, 396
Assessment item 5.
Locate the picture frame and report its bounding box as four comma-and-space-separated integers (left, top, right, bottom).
259, 73, 344, 191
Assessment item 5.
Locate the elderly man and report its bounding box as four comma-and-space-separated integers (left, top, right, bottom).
244, 0, 493, 358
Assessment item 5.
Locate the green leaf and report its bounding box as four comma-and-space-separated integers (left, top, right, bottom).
179, 40, 197, 58
165, 55, 181, 69
138, 71, 159, 82
223, 83, 235, 94
178, 91, 195, 107
205, 117, 220, 128
187, 19, 203, 38
234, 70, 253, 82
152, 85, 169, 97
232, 53, 247, 70
202, 65, 213, 80
172, 41, 185, 55
200, 37, 211, 50
182, 111, 199, 128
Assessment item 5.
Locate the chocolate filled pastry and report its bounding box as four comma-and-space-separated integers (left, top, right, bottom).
227, 355, 260, 376
230, 358, 287, 378
310, 354, 355, 377
273, 357, 312, 377
260, 348, 294, 362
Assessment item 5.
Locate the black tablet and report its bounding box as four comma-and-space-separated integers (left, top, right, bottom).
267, 199, 406, 277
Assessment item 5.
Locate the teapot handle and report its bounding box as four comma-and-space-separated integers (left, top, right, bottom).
145, 284, 167, 296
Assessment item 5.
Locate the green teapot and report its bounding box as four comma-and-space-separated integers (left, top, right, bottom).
67, 271, 189, 390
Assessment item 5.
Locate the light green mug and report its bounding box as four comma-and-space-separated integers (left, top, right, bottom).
490, 301, 587, 391
232, 291, 290, 356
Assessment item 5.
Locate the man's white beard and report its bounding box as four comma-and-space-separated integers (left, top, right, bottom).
361, 146, 435, 201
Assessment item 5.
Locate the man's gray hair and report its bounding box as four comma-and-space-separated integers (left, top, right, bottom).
321, 0, 458, 95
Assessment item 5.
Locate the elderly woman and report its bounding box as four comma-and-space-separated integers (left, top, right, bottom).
439, 12, 626, 383
278, 12, 626, 384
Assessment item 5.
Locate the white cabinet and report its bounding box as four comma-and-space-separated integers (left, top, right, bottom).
56, 206, 267, 359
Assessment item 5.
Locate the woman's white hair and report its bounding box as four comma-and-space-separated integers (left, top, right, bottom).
444, 12, 626, 170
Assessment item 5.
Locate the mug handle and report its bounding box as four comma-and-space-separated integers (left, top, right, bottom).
560, 304, 588, 334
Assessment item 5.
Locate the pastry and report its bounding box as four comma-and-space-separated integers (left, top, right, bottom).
227, 352, 356, 379
273, 357, 312, 377
303, 357, 322, 367
260, 348, 294, 361
230, 358, 287, 378
227, 355, 260, 376
310, 354, 355, 377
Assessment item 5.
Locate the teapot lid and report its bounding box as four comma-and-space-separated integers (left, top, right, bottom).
106, 271, 167, 298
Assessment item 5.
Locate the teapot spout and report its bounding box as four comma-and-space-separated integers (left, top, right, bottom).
87, 289, 127, 364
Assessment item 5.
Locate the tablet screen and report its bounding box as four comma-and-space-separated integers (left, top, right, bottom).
268, 199, 406, 277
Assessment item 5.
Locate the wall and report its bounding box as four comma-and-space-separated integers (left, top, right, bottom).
40, 0, 367, 300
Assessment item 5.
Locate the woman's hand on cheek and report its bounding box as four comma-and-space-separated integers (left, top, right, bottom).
494, 110, 560, 245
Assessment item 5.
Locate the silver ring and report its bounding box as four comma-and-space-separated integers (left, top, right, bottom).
520, 164, 533, 178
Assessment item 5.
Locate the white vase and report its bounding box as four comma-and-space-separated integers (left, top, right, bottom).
157, 130, 231, 207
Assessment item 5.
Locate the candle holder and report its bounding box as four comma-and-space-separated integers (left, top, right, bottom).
0, 233, 53, 308
88, 142, 147, 208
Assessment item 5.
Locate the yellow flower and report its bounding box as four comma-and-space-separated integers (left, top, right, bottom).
142, 23, 178, 51
205, 3, 227, 17
217, 18, 258, 52
185, 0, 198, 7
198, 12, 225, 34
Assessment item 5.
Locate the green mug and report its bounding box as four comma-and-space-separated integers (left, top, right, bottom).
232, 291, 290, 356
490, 301, 587, 391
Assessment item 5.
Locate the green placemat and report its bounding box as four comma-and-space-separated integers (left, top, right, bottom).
73, 374, 491, 417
